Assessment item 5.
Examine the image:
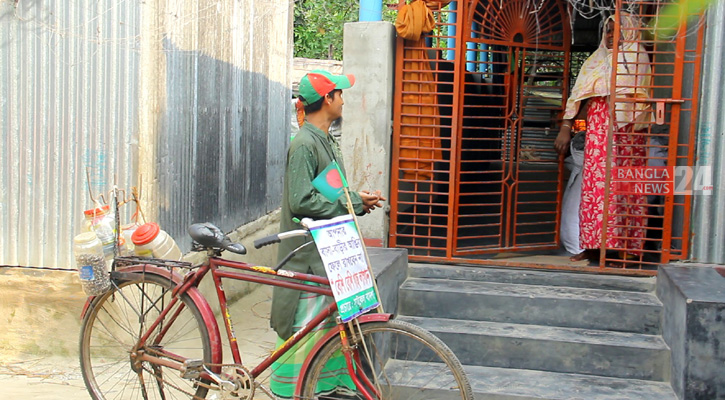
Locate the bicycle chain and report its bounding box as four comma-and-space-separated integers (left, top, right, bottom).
204, 363, 255, 400
139, 362, 265, 400
140, 363, 209, 400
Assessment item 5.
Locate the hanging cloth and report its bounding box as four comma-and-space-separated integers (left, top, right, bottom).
394, 0, 449, 180
396, 0, 437, 41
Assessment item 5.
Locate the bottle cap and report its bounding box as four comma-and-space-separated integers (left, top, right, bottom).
84, 205, 111, 217
132, 223, 161, 245
74, 232, 99, 244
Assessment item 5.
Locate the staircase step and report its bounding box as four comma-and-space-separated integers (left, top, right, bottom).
399, 278, 662, 334
399, 316, 670, 381
464, 365, 678, 400
409, 264, 656, 292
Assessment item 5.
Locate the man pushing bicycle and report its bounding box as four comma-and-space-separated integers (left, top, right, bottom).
269, 70, 385, 399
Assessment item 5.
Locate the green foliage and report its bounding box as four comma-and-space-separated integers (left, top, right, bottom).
650, 0, 714, 39
294, 0, 399, 60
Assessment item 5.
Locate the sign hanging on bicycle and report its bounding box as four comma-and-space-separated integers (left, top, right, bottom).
307, 214, 380, 322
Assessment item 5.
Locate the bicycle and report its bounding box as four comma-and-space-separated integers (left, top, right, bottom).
79, 220, 474, 399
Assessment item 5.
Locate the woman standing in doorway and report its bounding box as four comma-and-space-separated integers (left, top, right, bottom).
555, 13, 652, 264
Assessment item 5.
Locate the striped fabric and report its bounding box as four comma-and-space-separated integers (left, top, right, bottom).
270, 290, 356, 398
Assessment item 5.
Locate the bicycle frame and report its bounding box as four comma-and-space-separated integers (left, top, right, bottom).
102, 254, 390, 399
196, 256, 337, 378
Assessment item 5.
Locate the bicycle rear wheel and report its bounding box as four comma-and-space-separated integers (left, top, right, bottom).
80, 272, 212, 399
300, 319, 473, 400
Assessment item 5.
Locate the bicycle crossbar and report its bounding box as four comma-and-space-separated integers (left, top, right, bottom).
211, 258, 331, 287
214, 269, 333, 297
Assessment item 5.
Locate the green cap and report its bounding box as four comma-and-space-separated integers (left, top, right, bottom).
298, 69, 355, 106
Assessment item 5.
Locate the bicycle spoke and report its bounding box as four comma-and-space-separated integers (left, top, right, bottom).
81, 273, 212, 400
136, 369, 150, 400
150, 363, 167, 400
300, 320, 473, 400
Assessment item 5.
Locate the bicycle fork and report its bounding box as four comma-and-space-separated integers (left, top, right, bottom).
337, 322, 380, 400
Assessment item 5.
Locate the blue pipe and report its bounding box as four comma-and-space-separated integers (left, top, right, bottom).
467, 22, 479, 72
446, 1, 457, 60
359, 0, 382, 21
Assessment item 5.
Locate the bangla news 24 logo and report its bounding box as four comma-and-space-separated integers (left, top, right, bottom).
612, 166, 713, 195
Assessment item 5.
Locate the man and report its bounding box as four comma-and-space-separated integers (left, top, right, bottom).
270, 69, 384, 398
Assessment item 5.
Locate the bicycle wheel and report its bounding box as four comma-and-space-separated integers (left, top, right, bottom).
80, 272, 212, 399
300, 319, 473, 400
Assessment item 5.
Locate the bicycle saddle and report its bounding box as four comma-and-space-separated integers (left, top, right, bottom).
188, 223, 247, 255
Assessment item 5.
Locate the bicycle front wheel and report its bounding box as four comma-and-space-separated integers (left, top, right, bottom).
80, 272, 212, 399
300, 319, 473, 400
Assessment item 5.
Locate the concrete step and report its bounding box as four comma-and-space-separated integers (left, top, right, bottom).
399, 277, 662, 334
408, 264, 656, 292
399, 316, 670, 381
382, 359, 473, 399
380, 361, 677, 400
465, 365, 678, 400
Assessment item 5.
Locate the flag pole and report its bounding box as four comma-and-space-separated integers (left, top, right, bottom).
342, 187, 385, 314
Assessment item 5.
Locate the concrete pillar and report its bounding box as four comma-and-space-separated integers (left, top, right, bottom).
341, 21, 396, 246
657, 265, 725, 399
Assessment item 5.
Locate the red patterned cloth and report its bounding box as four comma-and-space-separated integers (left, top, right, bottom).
579, 97, 647, 253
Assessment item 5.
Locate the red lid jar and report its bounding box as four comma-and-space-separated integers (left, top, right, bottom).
132, 223, 161, 246
83, 205, 111, 217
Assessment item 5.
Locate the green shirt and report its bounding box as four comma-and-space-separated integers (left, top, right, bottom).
270, 122, 364, 339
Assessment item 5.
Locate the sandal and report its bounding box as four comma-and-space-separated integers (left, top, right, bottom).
607, 252, 639, 268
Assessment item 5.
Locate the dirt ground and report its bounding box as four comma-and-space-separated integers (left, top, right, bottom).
0, 284, 277, 399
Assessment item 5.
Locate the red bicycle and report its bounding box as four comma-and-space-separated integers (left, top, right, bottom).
78, 221, 473, 399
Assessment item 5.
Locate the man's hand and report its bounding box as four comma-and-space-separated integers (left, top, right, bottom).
359, 190, 386, 214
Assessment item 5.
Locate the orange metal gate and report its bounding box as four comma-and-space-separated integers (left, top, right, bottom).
390, 0, 704, 275
391, 0, 571, 259
600, 0, 705, 272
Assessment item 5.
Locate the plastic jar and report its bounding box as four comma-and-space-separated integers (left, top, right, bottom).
119, 223, 139, 256
82, 205, 116, 260
132, 222, 182, 261
73, 232, 111, 296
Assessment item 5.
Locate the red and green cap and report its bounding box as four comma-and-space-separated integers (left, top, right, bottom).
298, 69, 355, 105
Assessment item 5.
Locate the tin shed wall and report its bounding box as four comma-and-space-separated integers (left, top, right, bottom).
136, 0, 291, 252
0, 0, 291, 268
0, 0, 141, 268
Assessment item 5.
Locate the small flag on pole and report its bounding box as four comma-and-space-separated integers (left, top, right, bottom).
312, 161, 348, 202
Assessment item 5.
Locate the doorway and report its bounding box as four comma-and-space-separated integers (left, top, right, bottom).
389, 0, 704, 275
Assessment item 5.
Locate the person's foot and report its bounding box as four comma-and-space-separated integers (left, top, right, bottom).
570, 249, 597, 262
318, 392, 359, 400
606, 252, 642, 269
317, 387, 359, 400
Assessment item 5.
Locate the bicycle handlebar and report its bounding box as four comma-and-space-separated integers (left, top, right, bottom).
253, 229, 309, 249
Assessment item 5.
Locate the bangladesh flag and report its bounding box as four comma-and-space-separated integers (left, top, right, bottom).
312, 161, 348, 202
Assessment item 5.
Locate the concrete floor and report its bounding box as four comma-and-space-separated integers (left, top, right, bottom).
0, 277, 278, 399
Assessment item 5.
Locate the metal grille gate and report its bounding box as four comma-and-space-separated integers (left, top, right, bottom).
601, 1, 705, 272
391, 0, 570, 259
390, 0, 704, 275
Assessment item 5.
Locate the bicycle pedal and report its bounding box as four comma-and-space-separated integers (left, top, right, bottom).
180, 359, 204, 379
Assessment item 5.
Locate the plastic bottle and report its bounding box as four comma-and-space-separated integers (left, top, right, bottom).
132, 222, 182, 261
82, 205, 116, 260
73, 232, 111, 296
119, 223, 139, 256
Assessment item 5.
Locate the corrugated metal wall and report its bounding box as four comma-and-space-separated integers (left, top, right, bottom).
135, 0, 291, 252
0, 0, 141, 268
0, 0, 291, 268
692, 1, 725, 264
